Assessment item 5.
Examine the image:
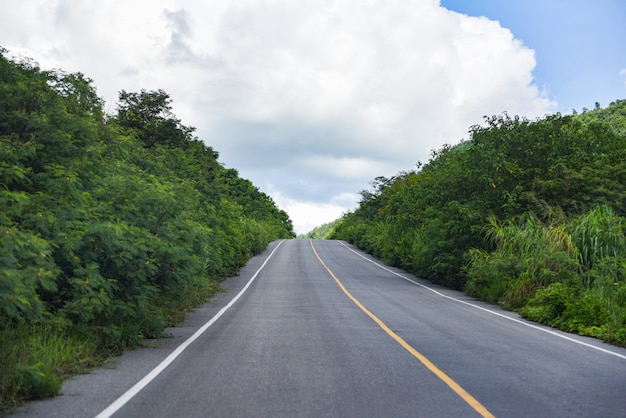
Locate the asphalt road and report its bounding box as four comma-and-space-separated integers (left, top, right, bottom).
12, 239, 626, 417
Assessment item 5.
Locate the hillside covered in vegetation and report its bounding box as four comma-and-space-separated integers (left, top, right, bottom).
298, 219, 342, 239
331, 101, 626, 346
0, 50, 293, 408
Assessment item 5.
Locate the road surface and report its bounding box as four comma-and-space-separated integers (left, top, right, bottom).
13, 239, 626, 417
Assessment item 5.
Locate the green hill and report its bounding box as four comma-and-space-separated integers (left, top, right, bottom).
0, 49, 293, 409
298, 219, 342, 239
331, 101, 626, 346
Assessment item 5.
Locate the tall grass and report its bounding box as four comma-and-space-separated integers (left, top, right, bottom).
466, 213, 579, 308
0, 325, 102, 410
466, 206, 626, 346
571, 205, 626, 285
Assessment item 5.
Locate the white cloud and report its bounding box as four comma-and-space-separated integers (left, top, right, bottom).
0, 0, 557, 235
621, 69, 626, 87
298, 156, 397, 180
270, 187, 359, 235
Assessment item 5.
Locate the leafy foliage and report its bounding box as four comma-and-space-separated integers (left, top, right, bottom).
465, 213, 579, 309
115, 89, 196, 148
331, 102, 626, 346
0, 50, 293, 409
298, 219, 343, 239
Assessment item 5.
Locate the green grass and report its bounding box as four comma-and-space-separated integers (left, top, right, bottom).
465, 207, 626, 347
0, 325, 103, 411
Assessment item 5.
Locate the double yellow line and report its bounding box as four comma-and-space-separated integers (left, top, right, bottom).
310, 240, 494, 418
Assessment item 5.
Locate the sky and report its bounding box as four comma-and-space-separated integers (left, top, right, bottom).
1, 1, 625, 234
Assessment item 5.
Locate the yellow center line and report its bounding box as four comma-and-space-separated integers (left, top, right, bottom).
310, 240, 495, 418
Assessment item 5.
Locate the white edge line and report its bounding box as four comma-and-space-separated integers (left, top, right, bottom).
95, 240, 285, 418
337, 240, 626, 361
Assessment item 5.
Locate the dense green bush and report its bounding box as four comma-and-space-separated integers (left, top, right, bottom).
465, 214, 580, 308
0, 49, 293, 409
466, 207, 626, 345
331, 101, 626, 346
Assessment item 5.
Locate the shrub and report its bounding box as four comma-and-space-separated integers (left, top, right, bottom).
465, 214, 580, 308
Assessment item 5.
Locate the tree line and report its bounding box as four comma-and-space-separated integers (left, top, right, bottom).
297, 219, 341, 239
331, 101, 626, 347
0, 50, 293, 408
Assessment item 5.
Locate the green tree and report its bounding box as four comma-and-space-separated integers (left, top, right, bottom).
333, 106, 626, 290
1, 50, 294, 408
115, 89, 195, 148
